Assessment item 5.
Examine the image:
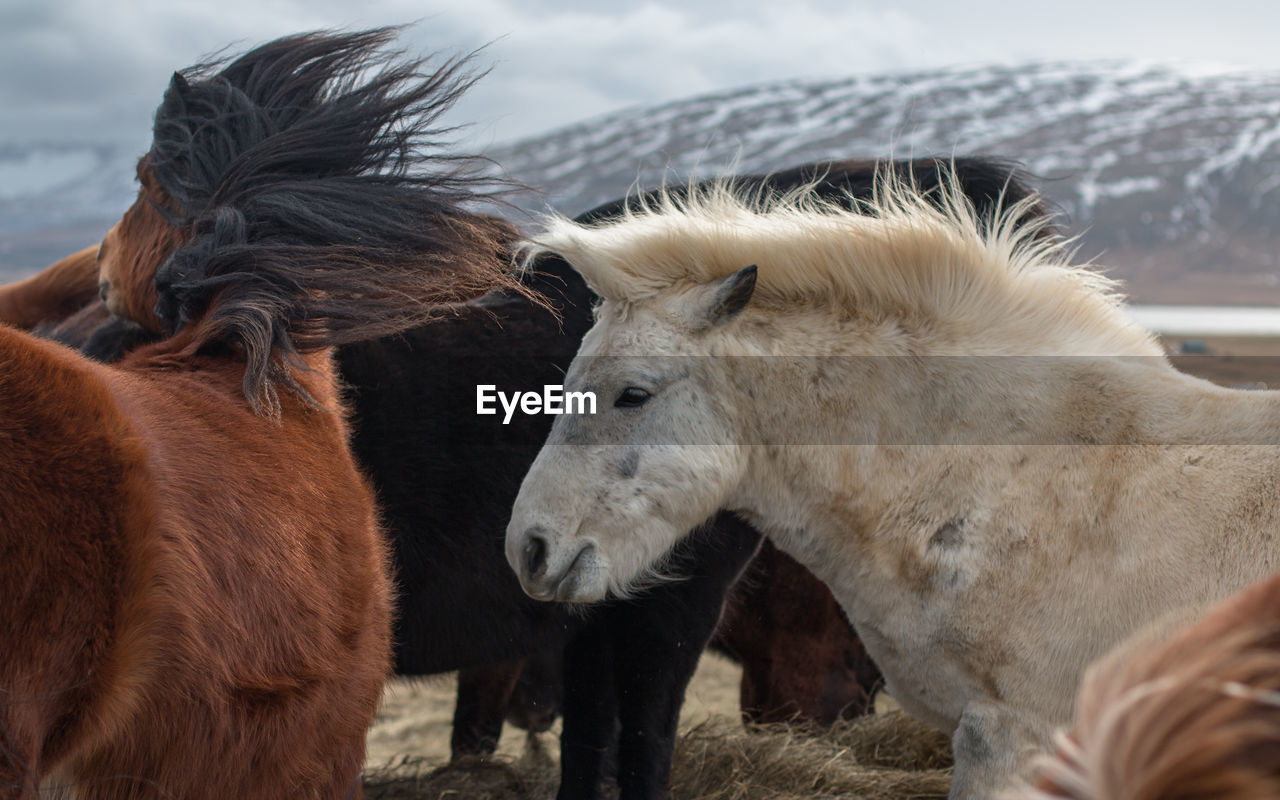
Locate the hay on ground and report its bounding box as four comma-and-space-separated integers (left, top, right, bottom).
366, 739, 558, 800
668, 713, 952, 800
367, 711, 952, 800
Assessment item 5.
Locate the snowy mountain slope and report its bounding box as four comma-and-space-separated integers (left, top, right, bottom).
0, 143, 139, 231
4, 60, 1280, 303
0, 143, 140, 276
487, 61, 1280, 304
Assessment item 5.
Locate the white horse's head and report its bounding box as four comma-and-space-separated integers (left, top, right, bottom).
506, 263, 759, 602
506, 173, 1160, 603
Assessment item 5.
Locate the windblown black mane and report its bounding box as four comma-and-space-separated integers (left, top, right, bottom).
145, 27, 519, 413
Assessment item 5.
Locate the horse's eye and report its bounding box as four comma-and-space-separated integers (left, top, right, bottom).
614, 387, 651, 408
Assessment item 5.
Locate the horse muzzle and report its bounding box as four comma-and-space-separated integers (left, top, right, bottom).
507, 524, 605, 603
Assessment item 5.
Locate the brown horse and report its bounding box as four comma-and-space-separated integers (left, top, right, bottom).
715, 540, 882, 724
0, 29, 518, 799
1017, 571, 1280, 800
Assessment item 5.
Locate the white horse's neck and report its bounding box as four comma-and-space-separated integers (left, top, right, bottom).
723, 310, 1280, 595
720, 319, 1280, 757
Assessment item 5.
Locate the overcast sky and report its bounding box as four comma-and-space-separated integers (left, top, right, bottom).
4, 0, 1280, 154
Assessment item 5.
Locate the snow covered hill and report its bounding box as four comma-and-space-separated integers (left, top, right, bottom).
488, 61, 1280, 304
0, 142, 140, 276
5, 60, 1280, 303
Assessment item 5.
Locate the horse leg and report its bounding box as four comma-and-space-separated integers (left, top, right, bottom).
612, 517, 763, 800
608, 605, 698, 800
948, 701, 1037, 800
505, 648, 563, 734
451, 659, 524, 759
0, 245, 100, 331
557, 625, 618, 800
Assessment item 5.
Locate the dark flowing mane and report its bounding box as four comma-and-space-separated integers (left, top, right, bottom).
143, 27, 522, 412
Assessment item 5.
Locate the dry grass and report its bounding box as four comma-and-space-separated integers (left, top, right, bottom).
367, 747, 558, 800
360, 582, 948, 800
832, 713, 954, 772
365, 711, 952, 800
665, 714, 952, 800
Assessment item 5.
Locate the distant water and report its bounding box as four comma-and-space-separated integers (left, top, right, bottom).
0, 272, 1272, 338
1127, 305, 1280, 336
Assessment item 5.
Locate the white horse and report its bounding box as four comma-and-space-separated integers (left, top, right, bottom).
504, 172, 1280, 798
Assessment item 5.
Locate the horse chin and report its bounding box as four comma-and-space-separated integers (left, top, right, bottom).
551, 553, 611, 604
517, 539, 612, 604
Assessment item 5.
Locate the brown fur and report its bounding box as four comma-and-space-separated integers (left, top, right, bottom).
0, 175, 519, 794
0, 209, 514, 797
0, 246, 100, 330
0, 327, 390, 799
97, 162, 186, 328
1019, 572, 1280, 800
716, 540, 881, 725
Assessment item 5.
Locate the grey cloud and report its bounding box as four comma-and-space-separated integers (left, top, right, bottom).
4, 0, 1280, 151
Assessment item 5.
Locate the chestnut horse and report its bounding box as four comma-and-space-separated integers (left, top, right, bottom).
0, 29, 518, 799
1017, 571, 1280, 800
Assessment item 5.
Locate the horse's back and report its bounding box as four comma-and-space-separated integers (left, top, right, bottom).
0, 326, 150, 575
0, 330, 389, 797
112, 354, 391, 693
0, 326, 157, 784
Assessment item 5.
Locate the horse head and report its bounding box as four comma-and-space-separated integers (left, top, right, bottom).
95, 27, 524, 413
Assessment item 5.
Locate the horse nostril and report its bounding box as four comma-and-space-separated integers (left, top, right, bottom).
523, 531, 548, 578
98, 281, 110, 303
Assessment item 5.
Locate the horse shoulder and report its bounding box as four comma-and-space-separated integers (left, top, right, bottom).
105, 351, 386, 682
85, 346, 387, 787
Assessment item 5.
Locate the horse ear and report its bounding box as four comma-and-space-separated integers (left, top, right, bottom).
162, 72, 195, 118
169, 71, 191, 97
695, 265, 757, 330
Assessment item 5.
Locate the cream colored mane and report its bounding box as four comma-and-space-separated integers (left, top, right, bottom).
530, 171, 1163, 356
